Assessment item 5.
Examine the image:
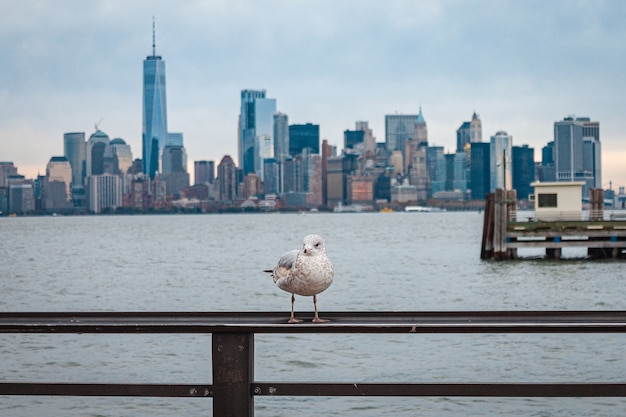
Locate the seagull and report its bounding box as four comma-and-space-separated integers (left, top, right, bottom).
265, 234, 334, 323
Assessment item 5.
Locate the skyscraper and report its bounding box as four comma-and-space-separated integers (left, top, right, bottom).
356, 121, 376, 154
470, 112, 482, 144
143, 19, 168, 179
262, 158, 279, 195
490, 131, 513, 191
107, 138, 133, 176
456, 122, 471, 153
456, 112, 482, 152
470, 142, 490, 200
63, 132, 85, 188
512, 144, 535, 200
44, 156, 73, 210
344, 129, 365, 150
194, 160, 215, 185
239, 90, 276, 176
385, 113, 421, 155
553, 116, 601, 196
85, 129, 110, 177
161, 141, 190, 196
273, 112, 290, 162
217, 155, 238, 202
289, 123, 319, 156
426, 146, 446, 194
87, 174, 122, 214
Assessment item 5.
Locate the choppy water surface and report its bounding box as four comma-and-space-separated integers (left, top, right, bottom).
1, 212, 625, 416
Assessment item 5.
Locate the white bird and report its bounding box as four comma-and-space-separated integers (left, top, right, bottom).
265, 234, 334, 323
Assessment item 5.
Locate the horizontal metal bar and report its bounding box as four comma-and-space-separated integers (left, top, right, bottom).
507, 241, 626, 249
3, 382, 626, 398
1, 311, 626, 333
253, 382, 626, 397
0, 383, 212, 397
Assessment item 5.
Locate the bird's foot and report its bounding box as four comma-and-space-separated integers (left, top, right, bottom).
312, 317, 330, 323
288, 317, 303, 323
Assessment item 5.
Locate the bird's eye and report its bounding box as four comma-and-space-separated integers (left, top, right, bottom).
315, 242, 321, 248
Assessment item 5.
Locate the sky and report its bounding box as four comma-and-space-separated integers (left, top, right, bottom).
1, 0, 626, 189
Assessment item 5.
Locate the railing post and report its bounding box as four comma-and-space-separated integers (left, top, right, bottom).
212, 332, 254, 417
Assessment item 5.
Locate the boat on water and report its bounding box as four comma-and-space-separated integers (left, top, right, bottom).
405, 206, 446, 213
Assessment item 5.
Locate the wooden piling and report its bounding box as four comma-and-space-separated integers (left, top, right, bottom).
481, 193, 494, 260
481, 189, 516, 260
589, 188, 604, 221
506, 190, 517, 259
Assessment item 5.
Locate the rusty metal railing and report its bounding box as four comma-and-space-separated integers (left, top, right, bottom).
2, 311, 626, 416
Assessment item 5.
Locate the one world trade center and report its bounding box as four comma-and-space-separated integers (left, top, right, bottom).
142, 19, 168, 179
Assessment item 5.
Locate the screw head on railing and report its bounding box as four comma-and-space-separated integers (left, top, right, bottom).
254, 386, 261, 395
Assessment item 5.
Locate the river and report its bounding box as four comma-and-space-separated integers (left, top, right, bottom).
1, 212, 625, 416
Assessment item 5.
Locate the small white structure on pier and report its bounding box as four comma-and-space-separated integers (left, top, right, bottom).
531, 181, 584, 221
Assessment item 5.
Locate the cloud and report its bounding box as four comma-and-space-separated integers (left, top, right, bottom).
1, 0, 625, 186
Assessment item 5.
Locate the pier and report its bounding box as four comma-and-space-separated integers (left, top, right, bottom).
481, 188, 626, 260
2, 311, 626, 416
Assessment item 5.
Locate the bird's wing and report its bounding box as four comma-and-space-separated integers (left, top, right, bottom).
272, 249, 299, 283
277, 249, 299, 268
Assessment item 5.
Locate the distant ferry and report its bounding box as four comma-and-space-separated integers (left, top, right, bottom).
405, 206, 446, 213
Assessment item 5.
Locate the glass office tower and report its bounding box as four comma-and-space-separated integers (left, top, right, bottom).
239, 90, 276, 176
142, 21, 168, 179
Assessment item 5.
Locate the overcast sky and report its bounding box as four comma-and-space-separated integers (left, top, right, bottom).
1, 0, 625, 188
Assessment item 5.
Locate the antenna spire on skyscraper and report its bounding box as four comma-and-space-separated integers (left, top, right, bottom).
152, 16, 156, 57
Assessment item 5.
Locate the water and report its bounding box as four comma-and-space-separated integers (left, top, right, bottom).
1, 212, 625, 416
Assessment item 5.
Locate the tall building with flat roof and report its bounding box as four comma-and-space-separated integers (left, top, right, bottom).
0, 162, 18, 188
490, 131, 513, 191
470, 142, 490, 200
356, 121, 376, 154
263, 158, 279, 195
273, 112, 289, 162
289, 123, 319, 156
239, 90, 276, 176
143, 19, 168, 179
88, 174, 122, 214
194, 160, 214, 185
512, 144, 535, 200
426, 146, 445, 194
63, 132, 85, 188
45, 156, 72, 210
554, 116, 601, 196
385, 113, 419, 155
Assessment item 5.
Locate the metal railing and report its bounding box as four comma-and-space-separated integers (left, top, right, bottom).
509, 210, 610, 222
2, 311, 626, 416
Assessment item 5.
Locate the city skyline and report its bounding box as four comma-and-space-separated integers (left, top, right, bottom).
1, 1, 626, 188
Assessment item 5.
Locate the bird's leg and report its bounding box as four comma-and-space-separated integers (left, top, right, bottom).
312, 294, 329, 323
288, 294, 302, 323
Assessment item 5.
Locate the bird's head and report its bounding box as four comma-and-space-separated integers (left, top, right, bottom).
302, 234, 326, 256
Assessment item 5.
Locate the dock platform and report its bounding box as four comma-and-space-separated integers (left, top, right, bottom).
481, 189, 626, 260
